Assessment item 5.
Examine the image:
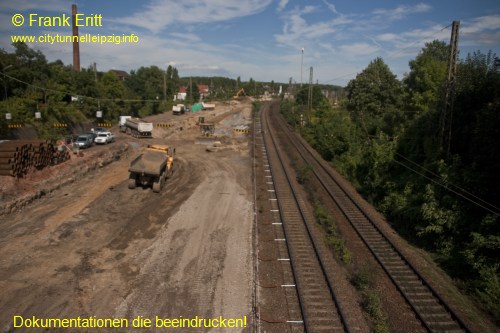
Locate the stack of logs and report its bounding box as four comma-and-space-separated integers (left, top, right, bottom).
0, 140, 71, 177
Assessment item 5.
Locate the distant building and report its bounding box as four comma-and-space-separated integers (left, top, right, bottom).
109, 70, 129, 81
198, 84, 209, 99
176, 86, 187, 101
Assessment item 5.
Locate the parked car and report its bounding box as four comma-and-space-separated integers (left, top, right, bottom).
84, 132, 97, 141
74, 134, 94, 148
92, 127, 106, 134
94, 132, 114, 144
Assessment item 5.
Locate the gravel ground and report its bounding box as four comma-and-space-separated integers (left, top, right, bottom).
0, 100, 255, 333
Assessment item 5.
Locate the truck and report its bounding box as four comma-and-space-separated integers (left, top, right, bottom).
202, 102, 215, 110
172, 104, 185, 115
123, 117, 153, 137
119, 116, 132, 132
128, 144, 175, 192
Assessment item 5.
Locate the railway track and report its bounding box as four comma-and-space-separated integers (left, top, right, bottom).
260, 104, 350, 332
265, 102, 472, 333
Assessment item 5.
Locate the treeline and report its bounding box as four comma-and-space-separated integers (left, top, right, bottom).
0, 42, 306, 139
281, 41, 500, 319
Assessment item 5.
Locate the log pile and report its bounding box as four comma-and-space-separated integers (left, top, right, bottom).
0, 140, 71, 177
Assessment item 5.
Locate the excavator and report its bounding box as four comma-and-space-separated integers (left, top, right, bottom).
233, 88, 246, 99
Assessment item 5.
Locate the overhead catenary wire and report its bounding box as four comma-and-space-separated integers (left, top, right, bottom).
359, 112, 499, 216
393, 154, 500, 217
0, 71, 161, 103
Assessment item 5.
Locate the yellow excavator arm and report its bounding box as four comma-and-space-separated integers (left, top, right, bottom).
233, 88, 245, 99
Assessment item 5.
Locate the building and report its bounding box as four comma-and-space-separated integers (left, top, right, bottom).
176, 86, 187, 101
108, 70, 129, 81
198, 84, 209, 99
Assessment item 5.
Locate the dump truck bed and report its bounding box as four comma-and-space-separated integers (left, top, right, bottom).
128, 150, 167, 176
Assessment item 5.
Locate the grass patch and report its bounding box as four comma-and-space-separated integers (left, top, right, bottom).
312, 200, 351, 264
351, 266, 390, 333
296, 164, 312, 184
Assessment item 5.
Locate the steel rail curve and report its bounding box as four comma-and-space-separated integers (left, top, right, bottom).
261, 104, 351, 333
267, 101, 472, 333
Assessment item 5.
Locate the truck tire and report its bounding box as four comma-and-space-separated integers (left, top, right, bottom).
152, 180, 161, 193
128, 174, 137, 189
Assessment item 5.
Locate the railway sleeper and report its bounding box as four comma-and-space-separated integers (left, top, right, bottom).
405, 293, 435, 301
426, 320, 463, 332
301, 270, 325, 277
308, 325, 345, 333
356, 227, 380, 236
348, 215, 368, 220
298, 270, 324, 278
361, 234, 384, 241
384, 263, 408, 271
422, 312, 455, 321
412, 297, 441, 307
368, 238, 390, 244
394, 274, 421, 282
404, 291, 431, 298
378, 254, 403, 262
291, 247, 316, 254
389, 270, 416, 278
370, 245, 393, 253
301, 290, 328, 297
307, 302, 337, 314
349, 219, 370, 226
303, 301, 337, 309
400, 280, 424, 287
400, 285, 428, 293
377, 253, 402, 262
300, 279, 327, 287
414, 303, 449, 313
293, 254, 318, 262
355, 224, 378, 232
383, 260, 407, 268
306, 317, 341, 325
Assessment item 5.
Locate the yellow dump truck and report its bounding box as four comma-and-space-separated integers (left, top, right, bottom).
128, 144, 174, 192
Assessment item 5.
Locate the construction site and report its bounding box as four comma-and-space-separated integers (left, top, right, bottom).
0, 99, 257, 332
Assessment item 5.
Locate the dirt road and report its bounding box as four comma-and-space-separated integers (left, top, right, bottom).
0, 101, 254, 332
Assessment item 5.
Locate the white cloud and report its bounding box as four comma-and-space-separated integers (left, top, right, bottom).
169, 32, 201, 42
277, 0, 289, 12
466, 14, 500, 32
339, 42, 380, 56
376, 33, 404, 43
274, 5, 351, 48
372, 3, 432, 21
322, 0, 338, 15
114, 0, 273, 33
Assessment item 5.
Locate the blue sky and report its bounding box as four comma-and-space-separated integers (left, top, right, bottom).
1, 0, 499, 86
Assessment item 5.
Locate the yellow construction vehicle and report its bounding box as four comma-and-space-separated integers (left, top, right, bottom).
128, 144, 175, 192
233, 88, 246, 99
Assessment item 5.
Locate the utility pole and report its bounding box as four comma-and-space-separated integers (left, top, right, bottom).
300, 48, 304, 86
71, 4, 80, 72
307, 67, 313, 117
189, 77, 192, 103
163, 69, 167, 101
439, 20, 460, 157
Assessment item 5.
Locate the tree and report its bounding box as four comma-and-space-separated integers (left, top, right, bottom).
296, 85, 325, 109
165, 65, 180, 100
345, 57, 403, 135
404, 40, 449, 113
